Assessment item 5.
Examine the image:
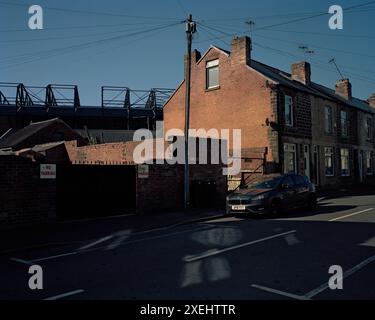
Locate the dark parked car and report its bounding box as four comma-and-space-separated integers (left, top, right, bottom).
226, 174, 317, 216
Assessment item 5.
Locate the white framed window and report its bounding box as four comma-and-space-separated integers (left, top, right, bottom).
324, 147, 334, 176
283, 143, 296, 174
366, 118, 373, 141
366, 151, 373, 175
206, 59, 219, 89
340, 148, 350, 176
284, 95, 293, 126
324, 106, 333, 134
340, 110, 349, 137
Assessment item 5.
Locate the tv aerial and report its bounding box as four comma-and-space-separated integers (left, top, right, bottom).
329, 58, 345, 80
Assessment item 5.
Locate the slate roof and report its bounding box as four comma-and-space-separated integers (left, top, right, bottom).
0, 118, 79, 149
206, 45, 374, 114
249, 59, 375, 114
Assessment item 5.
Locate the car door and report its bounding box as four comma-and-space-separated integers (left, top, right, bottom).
280, 175, 298, 209
293, 174, 310, 207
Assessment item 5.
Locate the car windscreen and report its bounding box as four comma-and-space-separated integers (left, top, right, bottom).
246, 176, 283, 189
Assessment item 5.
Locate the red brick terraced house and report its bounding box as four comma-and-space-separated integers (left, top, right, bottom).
163, 36, 375, 188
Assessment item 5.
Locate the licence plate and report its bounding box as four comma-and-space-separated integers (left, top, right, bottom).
232, 205, 246, 210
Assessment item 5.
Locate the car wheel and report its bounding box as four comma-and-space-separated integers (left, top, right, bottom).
269, 200, 283, 217
307, 194, 317, 210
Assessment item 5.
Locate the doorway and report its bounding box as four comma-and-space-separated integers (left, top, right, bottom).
304, 145, 311, 179
312, 145, 320, 186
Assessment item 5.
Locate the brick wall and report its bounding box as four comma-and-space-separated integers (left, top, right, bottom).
164, 39, 277, 166
136, 164, 227, 214
279, 88, 312, 139
65, 140, 140, 165
0, 155, 56, 228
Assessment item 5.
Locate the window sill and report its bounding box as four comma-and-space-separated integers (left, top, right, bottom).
341, 174, 350, 177
325, 174, 335, 177
205, 86, 220, 92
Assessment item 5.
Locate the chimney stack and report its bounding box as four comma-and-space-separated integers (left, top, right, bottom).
368, 93, 375, 107
291, 61, 311, 85
335, 79, 352, 100
184, 49, 201, 78
231, 36, 251, 66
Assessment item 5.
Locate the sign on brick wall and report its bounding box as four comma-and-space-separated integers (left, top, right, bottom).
40, 164, 56, 179
138, 164, 149, 179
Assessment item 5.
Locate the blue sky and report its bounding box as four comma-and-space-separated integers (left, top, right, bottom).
0, 0, 374, 105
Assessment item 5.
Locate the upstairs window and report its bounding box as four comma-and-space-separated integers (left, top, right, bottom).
324, 106, 333, 134
284, 95, 293, 126
366, 118, 373, 141
206, 59, 219, 89
340, 110, 349, 137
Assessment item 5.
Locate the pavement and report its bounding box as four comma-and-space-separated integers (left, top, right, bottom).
1, 187, 375, 300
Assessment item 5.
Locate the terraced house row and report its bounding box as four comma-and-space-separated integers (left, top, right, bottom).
164, 36, 375, 188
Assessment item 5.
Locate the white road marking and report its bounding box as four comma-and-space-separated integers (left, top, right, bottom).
44, 289, 85, 300
251, 284, 310, 300
329, 208, 374, 222
252, 254, 375, 300
110, 225, 211, 247
32, 252, 78, 262
78, 235, 113, 251
305, 254, 375, 298
17, 226, 212, 263
184, 230, 296, 262
10, 258, 34, 266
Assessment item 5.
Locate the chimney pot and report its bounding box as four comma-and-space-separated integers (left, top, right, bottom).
335, 79, 352, 100
184, 49, 201, 79
291, 61, 311, 85
230, 36, 251, 66
368, 92, 375, 107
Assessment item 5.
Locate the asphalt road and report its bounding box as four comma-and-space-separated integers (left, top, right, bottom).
1, 191, 375, 300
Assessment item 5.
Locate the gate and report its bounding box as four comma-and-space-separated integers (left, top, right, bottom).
56, 165, 136, 220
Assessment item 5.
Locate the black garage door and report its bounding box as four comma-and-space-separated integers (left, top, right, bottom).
57, 165, 136, 220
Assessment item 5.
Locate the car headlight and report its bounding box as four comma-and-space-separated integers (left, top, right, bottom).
252, 194, 266, 201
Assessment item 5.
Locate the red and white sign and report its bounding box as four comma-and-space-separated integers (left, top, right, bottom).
40, 164, 56, 179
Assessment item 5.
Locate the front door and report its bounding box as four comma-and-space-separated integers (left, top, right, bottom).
358, 150, 364, 183
312, 145, 320, 186
304, 145, 310, 179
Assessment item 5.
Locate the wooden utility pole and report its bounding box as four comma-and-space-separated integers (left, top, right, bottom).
184, 14, 196, 209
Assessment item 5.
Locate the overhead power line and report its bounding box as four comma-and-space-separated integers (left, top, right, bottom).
176, 0, 188, 16
0, 22, 183, 69
0, 21, 174, 33
253, 33, 375, 60
255, 28, 375, 40
254, 0, 375, 31
199, 5, 375, 22
197, 23, 375, 86
253, 42, 375, 85
0, 1, 182, 20
0, 25, 167, 43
